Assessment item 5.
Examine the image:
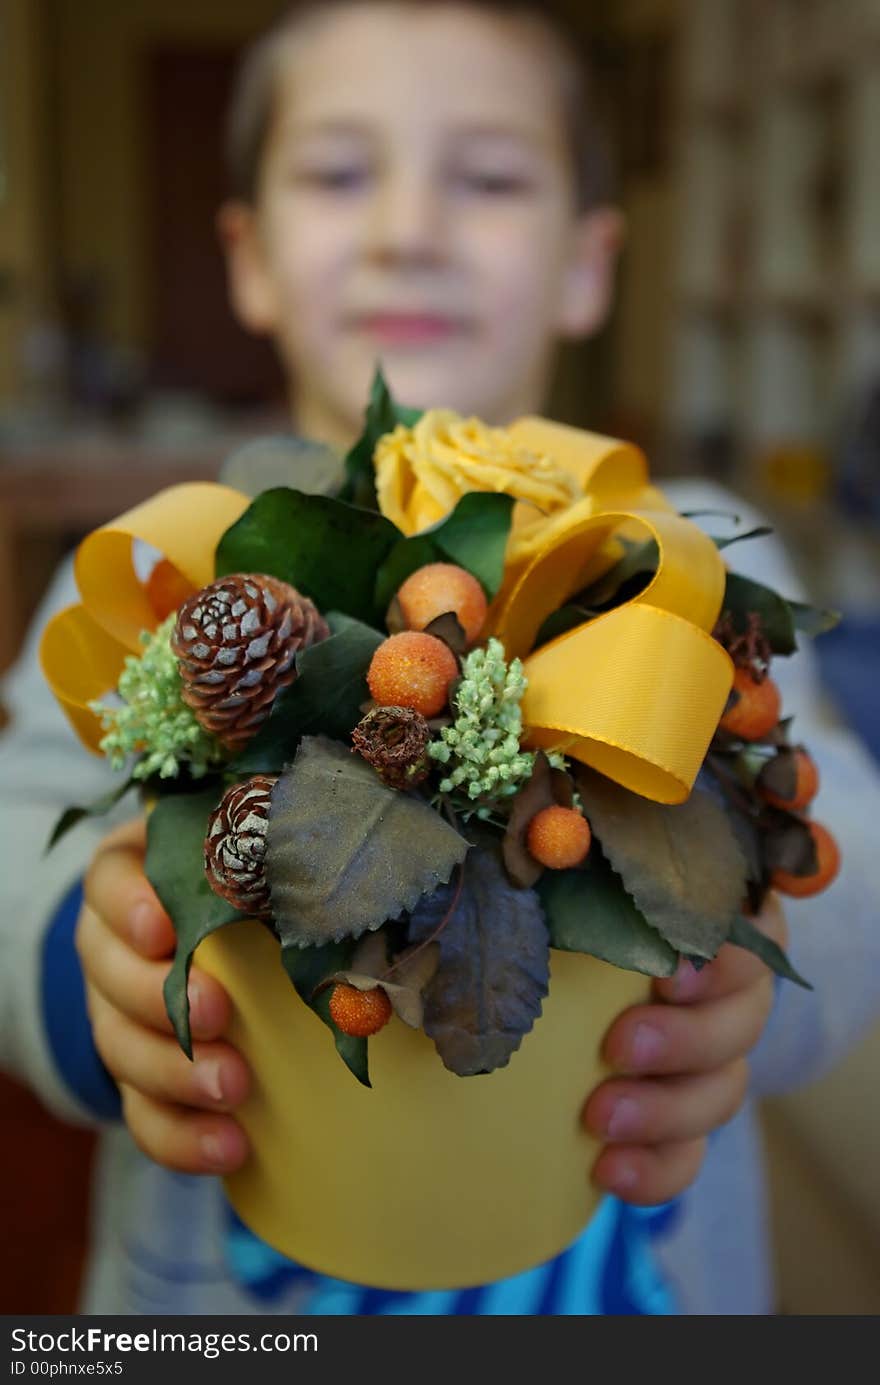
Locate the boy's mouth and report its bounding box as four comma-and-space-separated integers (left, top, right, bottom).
349, 312, 470, 346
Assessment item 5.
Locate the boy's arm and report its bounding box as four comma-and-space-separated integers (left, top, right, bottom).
0, 557, 123, 1124
665, 480, 880, 1093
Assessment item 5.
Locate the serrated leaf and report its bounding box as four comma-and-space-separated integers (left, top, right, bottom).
218, 435, 343, 499
720, 572, 797, 655
149, 790, 249, 1058
47, 775, 138, 852
728, 915, 812, 990
267, 737, 469, 948
215, 488, 400, 624
339, 364, 422, 509
538, 852, 678, 977
229, 613, 383, 772
575, 767, 747, 961
407, 849, 550, 1075
281, 939, 369, 1085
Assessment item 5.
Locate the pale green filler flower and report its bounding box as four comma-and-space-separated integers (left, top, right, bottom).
428, 637, 562, 816
91, 613, 225, 781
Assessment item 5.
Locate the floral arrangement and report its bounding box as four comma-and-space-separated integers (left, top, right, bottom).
43, 371, 840, 1087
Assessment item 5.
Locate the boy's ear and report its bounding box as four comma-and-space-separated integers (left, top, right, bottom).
556, 208, 626, 339
216, 200, 278, 336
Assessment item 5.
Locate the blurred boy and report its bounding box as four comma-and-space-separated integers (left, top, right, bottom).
2, 1, 878, 1315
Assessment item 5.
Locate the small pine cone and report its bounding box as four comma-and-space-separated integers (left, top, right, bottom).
352, 705, 431, 790
172, 574, 329, 752
205, 775, 278, 916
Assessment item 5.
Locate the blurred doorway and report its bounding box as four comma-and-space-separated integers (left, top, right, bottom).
146, 45, 284, 405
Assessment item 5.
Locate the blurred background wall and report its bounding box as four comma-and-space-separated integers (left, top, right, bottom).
1, 0, 878, 1314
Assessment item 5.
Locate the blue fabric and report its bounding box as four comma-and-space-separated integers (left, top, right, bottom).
223, 1197, 679, 1315
41, 879, 122, 1120
815, 616, 880, 763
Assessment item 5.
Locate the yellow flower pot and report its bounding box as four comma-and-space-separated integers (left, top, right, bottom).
196, 921, 647, 1291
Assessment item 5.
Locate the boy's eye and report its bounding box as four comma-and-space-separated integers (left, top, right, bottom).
291, 163, 370, 192
453, 169, 535, 197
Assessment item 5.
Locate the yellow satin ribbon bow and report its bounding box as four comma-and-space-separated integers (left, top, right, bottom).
40, 483, 250, 754
495, 418, 732, 804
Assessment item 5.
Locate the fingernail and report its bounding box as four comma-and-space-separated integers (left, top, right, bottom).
195, 1060, 225, 1104
200, 1131, 237, 1170
188, 980, 204, 1029
671, 960, 703, 1001
606, 1097, 641, 1140
129, 900, 157, 949
607, 1162, 638, 1193
630, 1023, 665, 1069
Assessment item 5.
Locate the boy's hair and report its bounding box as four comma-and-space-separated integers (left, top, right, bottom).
226, 0, 613, 212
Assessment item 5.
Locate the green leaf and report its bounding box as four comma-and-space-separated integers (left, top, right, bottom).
281, 939, 370, 1086
218, 434, 344, 499
408, 849, 550, 1076
538, 852, 678, 978
215, 488, 400, 624
728, 915, 812, 990
149, 791, 248, 1058
712, 526, 774, 551
339, 365, 422, 509
788, 600, 840, 638
575, 767, 747, 961
266, 737, 469, 948
720, 572, 797, 655
373, 491, 515, 611
47, 776, 138, 852
230, 613, 383, 773
429, 492, 515, 598
374, 535, 440, 612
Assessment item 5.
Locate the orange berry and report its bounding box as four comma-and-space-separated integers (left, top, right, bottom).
719, 668, 781, 741
329, 983, 393, 1037
396, 562, 488, 647
526, 805, 592, 870
761, 748, 820, 811
146, 559, 195, 621
771, 821, 840, 898
367, 631, 458, 718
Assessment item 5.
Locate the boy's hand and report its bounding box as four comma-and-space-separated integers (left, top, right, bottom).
76, 819, 251, 1175
582, 895, 786, 1205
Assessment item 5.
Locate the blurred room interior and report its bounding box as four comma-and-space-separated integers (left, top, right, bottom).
1, 0, 878, 1314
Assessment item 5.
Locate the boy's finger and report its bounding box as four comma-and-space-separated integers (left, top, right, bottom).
602, 979, 774, 1076
653, 895, 789, 1005
582, 1061, 749, 1146
78, 905, 231, 1040
119, 1086, 250, 1175
90, 994, 251, 1112
84, 823, 175, 958
592, 1137, 706, 1205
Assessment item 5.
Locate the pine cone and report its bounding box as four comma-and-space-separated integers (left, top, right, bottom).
351, 705, 431, 790
172, 574, 329, 752
205, 775, 278, 916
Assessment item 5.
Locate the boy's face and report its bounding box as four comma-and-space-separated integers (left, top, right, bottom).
223, 3, 620, 438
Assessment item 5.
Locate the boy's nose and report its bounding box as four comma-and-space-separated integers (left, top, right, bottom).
365, 170, 449, 268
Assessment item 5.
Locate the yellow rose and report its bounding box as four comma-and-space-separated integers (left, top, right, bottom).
374, 409, 581, 538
